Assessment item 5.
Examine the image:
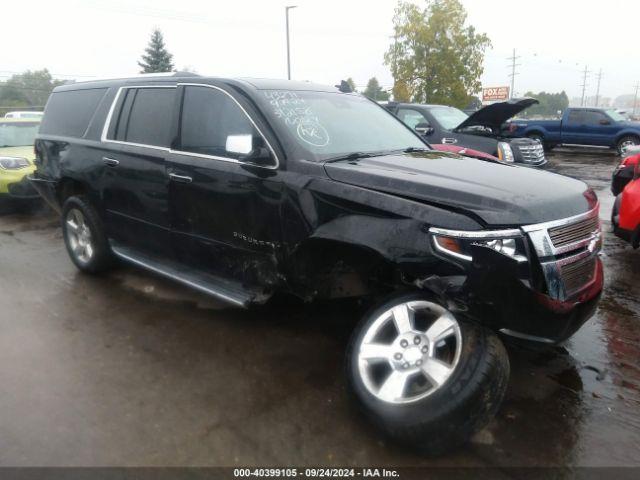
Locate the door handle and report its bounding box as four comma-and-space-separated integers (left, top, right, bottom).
168, 173, 193, 184
103, 157, 120, 167
441, 137, 458, 145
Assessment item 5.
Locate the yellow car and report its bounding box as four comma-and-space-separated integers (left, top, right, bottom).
0, 118, 40, 200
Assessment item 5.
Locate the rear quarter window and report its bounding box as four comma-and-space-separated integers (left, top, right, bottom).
39, 88, 108, 138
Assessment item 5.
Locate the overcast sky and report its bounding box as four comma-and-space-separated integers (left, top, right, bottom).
3, 0, 638, 101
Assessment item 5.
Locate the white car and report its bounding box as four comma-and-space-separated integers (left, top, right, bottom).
4, 111, 44, 119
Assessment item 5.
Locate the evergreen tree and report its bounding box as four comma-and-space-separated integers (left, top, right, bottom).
363, 77, 390, 101
138, 29, 175, 73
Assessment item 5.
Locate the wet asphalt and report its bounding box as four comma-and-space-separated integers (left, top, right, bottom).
0, 149, 638, 467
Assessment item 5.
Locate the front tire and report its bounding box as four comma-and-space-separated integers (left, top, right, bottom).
346, 292, 510, 454
62, 195, 113, 273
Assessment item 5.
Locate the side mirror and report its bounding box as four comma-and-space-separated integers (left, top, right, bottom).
226, 134, 253, 155
415, 122, 434, 136
599, 119, 611, 125
226, 134, 274, 166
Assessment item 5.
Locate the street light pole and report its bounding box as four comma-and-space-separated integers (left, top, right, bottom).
285, 6, 297, 80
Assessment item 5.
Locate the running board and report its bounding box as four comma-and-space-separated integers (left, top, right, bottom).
111, 244, 269, 308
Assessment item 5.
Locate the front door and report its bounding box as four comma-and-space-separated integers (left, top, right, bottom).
100, 86, 177, 256
167, 84, 283, 286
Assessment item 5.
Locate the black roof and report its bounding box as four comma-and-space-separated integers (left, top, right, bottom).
53, 73, 340, 93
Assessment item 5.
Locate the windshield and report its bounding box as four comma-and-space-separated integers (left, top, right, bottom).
0, 122, 40, 147
428, 106, 469, 130
605, 109, 626, 122
260, 90, 427, 161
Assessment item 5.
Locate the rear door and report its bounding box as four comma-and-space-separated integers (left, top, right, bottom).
100, 85, 177, 256
561, 109, 586, 145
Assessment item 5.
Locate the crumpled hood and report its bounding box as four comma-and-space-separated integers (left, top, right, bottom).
323, 151, 594, 226
455, 98, 539, 131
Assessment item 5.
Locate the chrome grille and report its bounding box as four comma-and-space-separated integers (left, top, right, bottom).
517, 144, 545, 163
548, 216, 599, 248
523, 206, 601, 301
560, 256, 597, 296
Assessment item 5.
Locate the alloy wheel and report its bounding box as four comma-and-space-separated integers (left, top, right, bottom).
357, 300, 462, 404
65, 208, 94, 264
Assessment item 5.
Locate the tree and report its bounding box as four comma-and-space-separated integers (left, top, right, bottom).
0, 69, 65, 108
362, 77, 390, 101
138, 29, 175, 73
522, 91, 569, 118
346, 77, 357, 93
384, 0, 491, 108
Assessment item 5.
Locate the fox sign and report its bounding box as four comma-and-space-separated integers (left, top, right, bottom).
482, 86, 510, 102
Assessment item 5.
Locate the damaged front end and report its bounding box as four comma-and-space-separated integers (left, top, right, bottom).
421, 206, 603, 344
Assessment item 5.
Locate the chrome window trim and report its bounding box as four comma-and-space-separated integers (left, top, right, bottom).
428, 227, 522, 239
100, 85, 175, 148
100, 83, 280, 170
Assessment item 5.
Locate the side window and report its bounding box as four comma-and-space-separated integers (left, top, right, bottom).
119, 87, 175, 147
567, 110, 585, 124
397, 108, 430, 129
40, 88, 108, 138
583, 111, 608, 125
179, 86, 257, 159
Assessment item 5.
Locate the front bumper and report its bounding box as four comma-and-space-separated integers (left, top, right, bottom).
0, 167, 40, 199
433, 206, 603, 344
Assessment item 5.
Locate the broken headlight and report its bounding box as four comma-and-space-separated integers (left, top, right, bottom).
429, 227, 527, 262
0, 156, 30, 170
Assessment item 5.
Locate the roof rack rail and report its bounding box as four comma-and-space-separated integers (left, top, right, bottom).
68, 71, 201, 84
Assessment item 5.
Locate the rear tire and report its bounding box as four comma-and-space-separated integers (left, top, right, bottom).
61, 196, 113, 274
346, 291, 510, 455
617, 136, 640, 156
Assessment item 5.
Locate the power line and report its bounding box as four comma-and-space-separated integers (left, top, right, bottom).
580, 65, 590, 107
594, 68, 603, 107
506, 48, 520, 99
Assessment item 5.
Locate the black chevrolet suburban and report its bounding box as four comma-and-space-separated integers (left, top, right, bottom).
31, 74, 603, 453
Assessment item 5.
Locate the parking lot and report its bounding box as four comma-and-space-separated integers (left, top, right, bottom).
0, 150, 638, 467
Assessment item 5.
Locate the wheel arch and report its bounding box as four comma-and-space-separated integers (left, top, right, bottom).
286, 237, 399, 300
615, 131, 640, 145
56, 177, 93, 205
525, 128, 546, 139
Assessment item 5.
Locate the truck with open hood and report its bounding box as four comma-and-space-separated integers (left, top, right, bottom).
385, 98, 546, 166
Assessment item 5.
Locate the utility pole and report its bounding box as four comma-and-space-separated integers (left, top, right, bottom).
506, 48, 520, 99
285, 6, 297, 80
580, 65, 590, 107
633, 82, 640, 116
594, 68, 603, 108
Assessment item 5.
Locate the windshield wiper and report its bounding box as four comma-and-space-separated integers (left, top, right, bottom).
324, 152, 380, 163
402, 147, 431, 153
